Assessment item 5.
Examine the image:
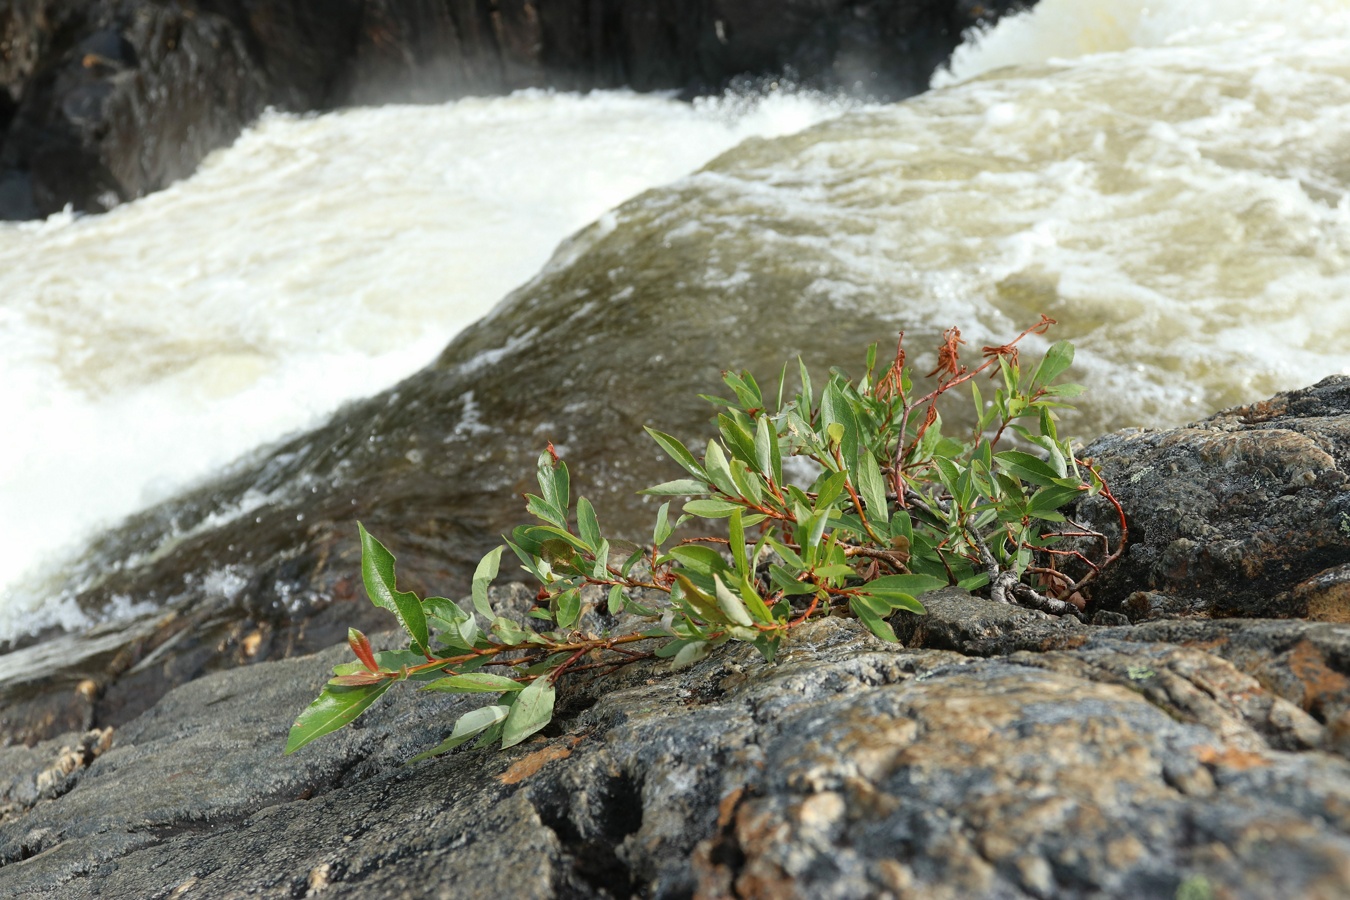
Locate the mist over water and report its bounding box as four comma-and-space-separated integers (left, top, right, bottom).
5, 0, 1350, 642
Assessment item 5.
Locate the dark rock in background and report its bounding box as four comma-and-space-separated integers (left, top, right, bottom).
0, 1, 270, 218
1074, 376, 1350, 622
0, 0, 1031, 218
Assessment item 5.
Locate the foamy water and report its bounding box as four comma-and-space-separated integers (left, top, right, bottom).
6, 0, 1350, 642
0, 89, 853, 635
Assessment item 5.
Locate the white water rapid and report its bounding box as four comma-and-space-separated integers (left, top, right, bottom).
0, 89, 852, 638
5, 0, 1350, 641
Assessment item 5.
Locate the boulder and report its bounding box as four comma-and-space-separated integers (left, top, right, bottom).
0, 1, 271, 218
0, 0, 1031, 218
2, 611, 1349, 898
1073, 376, 1350, 622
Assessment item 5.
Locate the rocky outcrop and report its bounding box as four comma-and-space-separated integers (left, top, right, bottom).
1073, 376, 1350, 622
0, 0, 1030, 218
3, 600, 1350, 898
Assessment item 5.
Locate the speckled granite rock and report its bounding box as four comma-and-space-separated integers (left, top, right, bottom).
3, 613, 1349, 899
1074, 375, 1350, 622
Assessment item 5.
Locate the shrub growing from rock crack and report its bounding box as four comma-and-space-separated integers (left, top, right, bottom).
286, 317, 1125, 756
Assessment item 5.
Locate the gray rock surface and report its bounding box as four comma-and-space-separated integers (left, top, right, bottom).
3, 603, 1350, 898
1074, 376, 1350, 621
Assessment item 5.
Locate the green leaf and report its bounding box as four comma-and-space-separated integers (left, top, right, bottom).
672, 640, 712, 670
1044, 382, 1087, 398
821, 380, 860, 460
855, 449, 889, 537
576, 498, 602, 552
491, 617, 530, 644
797, 357, 814, 415
668, 545, 730, 576
673, 573, 727, 623
754, 416, 776, 484
357, 523, 430, 657
556, 589, 582, 629
607, 584, 626, 615
994, 451, 1063, 487
641, 478, 711, 496
653, 501, 675, 547
737, 574, 775, 624
684, 498, 745, 518
814, 471, 848, 510
850, 597, 898, 642
646, 428, 709, 480
769, 565, 816, 595
713, 575, 754, 626
855, 589, 924, 615
425, 597, 479, 650
472, 545, 505, 621
932, 456, 963, 496
703, 440, 739, 497
1028, 484, 1084, 514
501, 677, 556, 749
411, 704, 512, 761
958, 571, 991, 592
866, 573, 946, 596
423, 673, 526, 693
765, 537, 803, 569
890, 508, 914, 545
525, 495, 567, 530
505, 536, 547, 582
728, 508, 747, 577
285, 680, 393, 754
541, 454, 570, 517
728, 459, 764, 506
1032, 340, 1074, 388
718, 413, 759, 468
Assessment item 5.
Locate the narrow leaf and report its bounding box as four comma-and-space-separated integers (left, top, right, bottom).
576, 498, 602, 552
855, 449, 889, 537
640, 478, 711, 496
713, 575, 754, 626
358, 523, 430, 656
645, 428, 709, 480
866, 573, 947, 596
423, 673, 526, 693
607, 584, 626, 615
502, 678, 556, 748
684, 498, 745, 518
556, 589, 582, 629
285, 680, 393, 754
1032, 340, 1074, 388
472, 545, 505, 621
672, 640, 712, 670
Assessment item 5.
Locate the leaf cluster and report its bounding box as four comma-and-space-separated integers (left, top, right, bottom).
286, 320, 1125, 756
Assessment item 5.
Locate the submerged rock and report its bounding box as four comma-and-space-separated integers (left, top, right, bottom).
0, 0, 1030, 218
2, 614, 1349, 898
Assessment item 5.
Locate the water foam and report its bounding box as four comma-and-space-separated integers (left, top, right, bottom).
936, 0, 1350, 86
0, 88, 854, 639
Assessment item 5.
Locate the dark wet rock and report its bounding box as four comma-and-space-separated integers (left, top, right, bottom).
3, 616, 1350, 898
1073, 376, 1350, 621
0, 0, 1032, 217
0, 3, 270, 218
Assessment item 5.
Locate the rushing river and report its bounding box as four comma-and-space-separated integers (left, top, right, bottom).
0, 90, 852, 638
4, 0, 1350, 643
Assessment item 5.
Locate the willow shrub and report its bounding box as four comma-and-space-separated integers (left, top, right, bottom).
285, 317, 1125, 757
